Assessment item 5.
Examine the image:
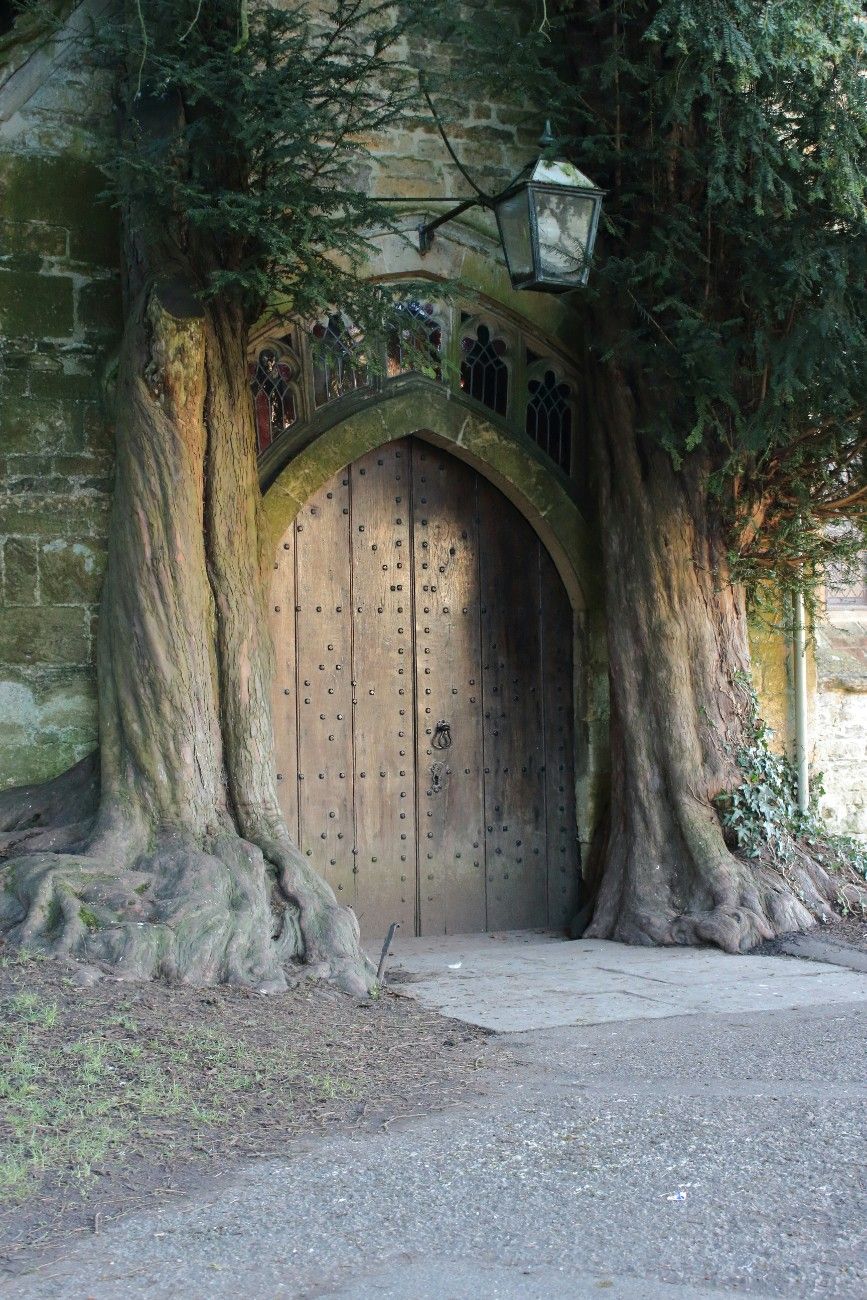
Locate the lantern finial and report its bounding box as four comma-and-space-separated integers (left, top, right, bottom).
538, 119, 557, 152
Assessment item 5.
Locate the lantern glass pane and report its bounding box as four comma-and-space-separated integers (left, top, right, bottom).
531, 188, 595, 281
495, 188, 534, 281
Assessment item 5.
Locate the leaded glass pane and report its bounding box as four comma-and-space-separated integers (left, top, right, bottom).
249, 348, 297, 454
311, 313, 366, 407
826, 554, 867, 607
460, 323, 509, 416
526, 368, 572, 473
386, 300, 442, 379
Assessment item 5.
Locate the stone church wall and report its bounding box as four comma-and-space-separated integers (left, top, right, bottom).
0, 2, 542, 787
813, 619, 867, 840
0, 169, 116, 782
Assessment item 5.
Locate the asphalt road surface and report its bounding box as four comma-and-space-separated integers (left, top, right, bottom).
5, 997, 865, 1299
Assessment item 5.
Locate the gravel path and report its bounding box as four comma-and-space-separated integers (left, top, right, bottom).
5, 999, 865, 1299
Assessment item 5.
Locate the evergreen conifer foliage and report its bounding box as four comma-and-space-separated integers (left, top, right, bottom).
0, 0, 431, 993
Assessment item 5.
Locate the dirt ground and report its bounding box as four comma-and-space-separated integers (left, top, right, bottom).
0, 945, 494, 1275
3, 913, 864, 1278
832, 914, 867, 948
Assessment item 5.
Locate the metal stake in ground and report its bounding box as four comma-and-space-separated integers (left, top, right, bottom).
377, 922, 400, 983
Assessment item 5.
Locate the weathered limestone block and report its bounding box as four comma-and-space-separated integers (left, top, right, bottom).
813, 688, 867, 839
0, 606, 90, 666
813, 620, 867, 839
0, 670, 97, 788
0, 268, 74, 335
0, 219, 68, 258
39, 539, 106, 605
2, 536, 39, 605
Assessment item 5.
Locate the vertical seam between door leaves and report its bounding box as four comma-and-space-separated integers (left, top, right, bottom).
408, 438, 422, 936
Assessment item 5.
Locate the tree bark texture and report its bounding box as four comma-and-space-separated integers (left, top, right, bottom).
583, 353, 852, 950
0, 272, 373, 995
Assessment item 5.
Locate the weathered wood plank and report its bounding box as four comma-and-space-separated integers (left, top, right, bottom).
479, 483, 548, 930
350, 439, 417, 940
268, 524, 299, 840
294, 468, 356, 907
412, 441, 486, 935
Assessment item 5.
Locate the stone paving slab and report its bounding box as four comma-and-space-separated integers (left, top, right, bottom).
388, 931, 867, 1032
778, 932, 867, 973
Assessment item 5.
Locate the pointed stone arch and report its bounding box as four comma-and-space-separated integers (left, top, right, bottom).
261, 379, 609, 875
262, 380, 597, 612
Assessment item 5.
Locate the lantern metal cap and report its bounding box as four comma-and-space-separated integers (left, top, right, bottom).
525, 157, 603, 193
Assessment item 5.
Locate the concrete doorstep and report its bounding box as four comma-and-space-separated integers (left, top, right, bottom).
386, 930, 867, 1032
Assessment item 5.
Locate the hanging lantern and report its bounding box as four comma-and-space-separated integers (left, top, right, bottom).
493, 157, 605, 292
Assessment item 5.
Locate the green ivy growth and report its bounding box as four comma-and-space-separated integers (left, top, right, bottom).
715, 686, 867, 913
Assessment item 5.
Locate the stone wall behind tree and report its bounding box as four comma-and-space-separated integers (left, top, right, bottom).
813, 619, 867, 840
1, 31, 121, 783
0, 2, 540, 787
1, 3, 123, 786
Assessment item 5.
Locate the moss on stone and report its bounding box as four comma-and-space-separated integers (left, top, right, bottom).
27, 371, 101, 402
0, 219, 68, 259
39, 539, 106, 605
0, 155, 118, 267
0, 670, 98, 789
0, 398, 71, 455
78, 278, 122, 335
0, 269, 74, 336
2, 538, 39, 606
0, 494, 110, 539
0, 607, 90, 667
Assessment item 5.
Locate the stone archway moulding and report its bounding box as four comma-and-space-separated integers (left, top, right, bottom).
261, 383, 600, 615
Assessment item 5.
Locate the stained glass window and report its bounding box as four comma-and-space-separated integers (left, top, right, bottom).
526, 367, 573, 473
386, 301, 442, 379
460, 322, 509, 416
251, 305, 580, 473
250, 348, 297, 454
311, 313, 366, 407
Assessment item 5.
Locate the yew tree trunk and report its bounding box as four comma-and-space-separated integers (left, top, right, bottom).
583, 353, 841, 950
0, 236, 373, 993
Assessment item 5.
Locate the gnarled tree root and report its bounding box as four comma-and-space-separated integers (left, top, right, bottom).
0, 754, 99, 861
584, 836, 866, 953
1, 813, 376, 997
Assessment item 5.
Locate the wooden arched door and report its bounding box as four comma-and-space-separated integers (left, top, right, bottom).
269, 437, 578, 940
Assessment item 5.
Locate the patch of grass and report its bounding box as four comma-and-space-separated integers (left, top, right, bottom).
5, 992, 58, 1028
0, 987, 308, 1204
0, 948, 49, 971
308, 1073, 357, 1099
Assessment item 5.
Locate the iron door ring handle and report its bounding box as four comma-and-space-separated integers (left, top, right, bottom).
432, 720, 452, 749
